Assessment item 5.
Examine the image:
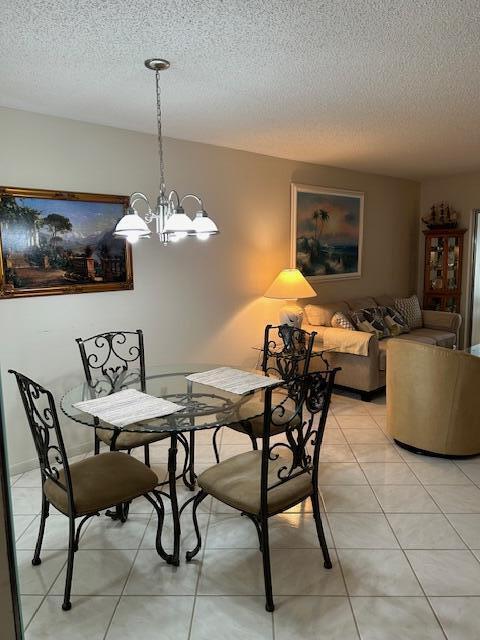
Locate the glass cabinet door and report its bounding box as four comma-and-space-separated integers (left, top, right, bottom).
428, 236, 445, 291
446, 235, 460, 291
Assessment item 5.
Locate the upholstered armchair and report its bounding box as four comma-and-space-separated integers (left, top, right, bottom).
386, 339, 480, 456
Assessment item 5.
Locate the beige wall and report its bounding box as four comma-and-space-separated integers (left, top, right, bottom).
0, 107, 419, 471
420, 171, 480, 345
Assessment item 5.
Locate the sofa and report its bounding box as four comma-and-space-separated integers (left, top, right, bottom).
302, 294, 462, 400
387, 339, 480, 456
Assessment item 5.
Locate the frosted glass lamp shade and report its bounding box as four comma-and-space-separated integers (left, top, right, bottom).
163, 207, 196, 234
114, 211, 151, 242
189, 210, 219, 236
264, 269, 316, 300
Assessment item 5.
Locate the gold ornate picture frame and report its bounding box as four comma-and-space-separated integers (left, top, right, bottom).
0, 186, 133, 299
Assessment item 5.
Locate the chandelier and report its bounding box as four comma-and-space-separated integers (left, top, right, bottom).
114, 59, 219, 245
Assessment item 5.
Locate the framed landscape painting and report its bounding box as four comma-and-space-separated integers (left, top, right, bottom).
291, 183, 364, 282
0, 186, 133, 299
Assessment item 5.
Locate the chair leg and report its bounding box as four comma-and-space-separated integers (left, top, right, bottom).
185, 490, 208, 561
32, 494, 49, 566
212, 426, 222, 463
144, 492, 171, 564
62, 515, 76, 611
94, 432, 100, 455
144, 444, 150, 467
311, 491, 332, 569
260, 516, 274, 612
249, 433, 258, 450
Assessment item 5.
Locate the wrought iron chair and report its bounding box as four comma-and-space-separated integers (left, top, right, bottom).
212, 324, 316, 462
186, 367, 339, 611
9, 370, 170, 611
76, 329, 168, 465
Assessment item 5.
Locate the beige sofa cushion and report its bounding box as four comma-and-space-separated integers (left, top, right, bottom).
346, 297, 378, 311
409, 328, 456, 348
304, 301, 350, 326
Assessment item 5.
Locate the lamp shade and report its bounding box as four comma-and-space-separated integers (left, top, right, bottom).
163, 206, 196, 234
114, 210, 151, 241
264, 268, 316, 300
189, 210, 219, 236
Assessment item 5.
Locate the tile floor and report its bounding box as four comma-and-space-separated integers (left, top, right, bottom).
9, 392, 480, 639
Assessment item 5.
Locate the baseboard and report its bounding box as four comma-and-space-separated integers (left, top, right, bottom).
9, 440, 93, 477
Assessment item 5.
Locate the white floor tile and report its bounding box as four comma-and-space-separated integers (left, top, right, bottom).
332, 404, 370, 417
338, 549, 422, 596
351, 444, 402, 462
20, 595, 43, 629
328, 513, 399, 549
360, 462, 419, 485
426, 485, 480, 513
322, 485, 381, 513
321, 444, 356, 462
16, 549, 66, 595
11, 487, 43, 515
25, 595, 118, 640
446, 514, 480, 548
342, 428, 388, 444
272, 548, 346, 595
274, 596, 358, 640
125, 549, 200, 595
105, 595, 194, 640
10, 473, 23, 486
351, 596, 444, 639
454, 458, 480, 485
14, 469, 43, 488
372, 485, 440, 513
127, 495, 154, 514
430, 596, 480, 640
322, 429, 347, 445
17, 515, 85, 550
197, 548, 265, 595
386, 513, 465, 549
409, 460, 473, 485
319, 463, 368, 485
268, 512, 333, 548
80, 514, 150, 550
13, 515, 36, 542
206, 514, 259, 549
50, 549, 136, 596
406, 549, 480, 595
191, 596, 273, 640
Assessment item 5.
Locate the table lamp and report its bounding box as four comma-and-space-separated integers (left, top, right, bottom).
264, 268, 316, 328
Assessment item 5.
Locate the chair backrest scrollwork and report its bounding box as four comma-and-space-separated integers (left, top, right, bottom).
75, 329, 146, 392
9, 370, 74, 506
261, 324, 316, 383
260, 368, 339, 510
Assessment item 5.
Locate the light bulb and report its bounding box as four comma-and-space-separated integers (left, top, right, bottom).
170, 231, 187, 242
126, 232, 141, 244
197, 232, 210, 241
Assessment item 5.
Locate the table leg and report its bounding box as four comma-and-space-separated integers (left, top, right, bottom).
188, 431, 196, 489
168, 434, 181, 566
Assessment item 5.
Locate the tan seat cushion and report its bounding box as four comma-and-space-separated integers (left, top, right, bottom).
44, 452, 158, 516
408, 328, 456, 348
389, 332, 436, 346
96, 427, 169, 450
226, 395, 301, 438
198, 450, 313, 515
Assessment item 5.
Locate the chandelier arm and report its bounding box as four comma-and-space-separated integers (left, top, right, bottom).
180, 194, 204, 210
129, 192, 154, 223
167, 190, 180, 208
155, 70, 166, 194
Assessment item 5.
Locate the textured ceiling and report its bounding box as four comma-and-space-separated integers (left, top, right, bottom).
1, 0, 480, 180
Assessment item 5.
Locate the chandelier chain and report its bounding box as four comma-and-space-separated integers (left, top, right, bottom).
155, 70, 166, 194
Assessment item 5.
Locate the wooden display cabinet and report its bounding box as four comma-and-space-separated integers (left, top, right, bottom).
423, 229, 466, 313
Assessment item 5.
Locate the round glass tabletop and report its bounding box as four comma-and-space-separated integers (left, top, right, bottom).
61, 363, 267, 434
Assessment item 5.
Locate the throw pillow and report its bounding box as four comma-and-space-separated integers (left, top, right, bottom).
394, 295, 422, 329
349, 306, 390, 340
331, 311, 356, 331
384, 306, 410, 335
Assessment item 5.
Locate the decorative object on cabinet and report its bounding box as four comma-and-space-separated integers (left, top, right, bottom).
423, 228, 466, 313
291, 183, 364, 282
421, 201, 459, 230
0, 186, 133, 299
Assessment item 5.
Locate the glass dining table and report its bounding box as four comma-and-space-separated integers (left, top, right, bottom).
61, 363, 270, 566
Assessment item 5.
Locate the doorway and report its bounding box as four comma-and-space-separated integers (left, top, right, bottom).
469, 209, 480, 346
